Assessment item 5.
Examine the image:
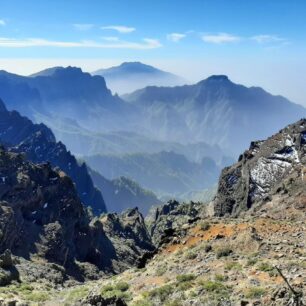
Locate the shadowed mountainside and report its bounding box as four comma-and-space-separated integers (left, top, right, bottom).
0, 98, 106, 214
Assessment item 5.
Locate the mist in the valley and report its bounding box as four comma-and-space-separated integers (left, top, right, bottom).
0, 62, 305, 212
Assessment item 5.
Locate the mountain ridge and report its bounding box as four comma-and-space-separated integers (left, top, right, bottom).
92, 62, 185, 94
124, 75, 306, 155
0, 98, 107, 214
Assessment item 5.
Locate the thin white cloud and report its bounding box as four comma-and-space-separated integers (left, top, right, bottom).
167, 33, 186, 42
101, 25, 135, 33
101, 36, 120, 42
202, 33, 241, 44
73, 24, 94, 31
251, 34, 286, 44
0, 37, 161, 49
0, 20, 6, 26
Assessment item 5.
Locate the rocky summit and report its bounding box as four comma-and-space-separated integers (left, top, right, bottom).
214, 118, 306, 217
0, 119, 304, 305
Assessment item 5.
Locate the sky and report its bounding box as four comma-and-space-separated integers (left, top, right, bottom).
0, 0, 305, 105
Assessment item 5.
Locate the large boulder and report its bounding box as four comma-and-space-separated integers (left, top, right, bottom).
0, 250, 19, 286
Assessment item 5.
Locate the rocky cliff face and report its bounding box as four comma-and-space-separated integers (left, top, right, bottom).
146, 200, 209, 247
0, 99, 106, 214
0, 148, 102, 271
0, 147, 154, 283
214, 118, 306, 216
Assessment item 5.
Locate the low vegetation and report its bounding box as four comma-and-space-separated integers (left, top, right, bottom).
215, 246, 233, 258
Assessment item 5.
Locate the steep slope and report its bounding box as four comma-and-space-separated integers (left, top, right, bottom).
92, 62, 185, 94
214, 118, 306, 216
83, 151, 220, 197
0, 70, 44, 118
0, 147, 154, 284
0, 67, 136, 131
89, 169, 162, 215
124, 75, 306, 155
0, 99, 106, 214
1, 120, 305, 306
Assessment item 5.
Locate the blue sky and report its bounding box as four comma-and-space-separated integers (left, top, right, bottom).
0, 0, 305, 104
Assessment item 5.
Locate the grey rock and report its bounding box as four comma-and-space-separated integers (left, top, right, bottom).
214, 119, 306, 216
0, 250, 13, 268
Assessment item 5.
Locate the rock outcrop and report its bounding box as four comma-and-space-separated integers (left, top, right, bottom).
214, 118, 306, 216
0, 147, 154, 281
100, 208, 155, 270
146, 200, 207, 247
0, 250, 19, 286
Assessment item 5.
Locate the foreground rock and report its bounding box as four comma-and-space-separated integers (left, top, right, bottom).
0, 147, 154, 285
77, 293, 127, 306
0, 250, 19, 286
146, 200, 210, 247
214, 118, 306, 216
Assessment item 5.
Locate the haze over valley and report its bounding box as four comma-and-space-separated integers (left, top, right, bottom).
0, 63, 304, 212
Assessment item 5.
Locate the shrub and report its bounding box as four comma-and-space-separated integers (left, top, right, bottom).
200, 280, 227, 294
66, 286, 89, 301
176, 274, 196, 283
214, 274, 225, 282
131, 298, 153, 306
148, 284, 174, 302
246, 257, 257, 266
200, 221, 211, 231
115, 282, 129, 292
101, 282, 131, 301
224, 261, 242, 271
185, 251, 197, 260
155, 266, 167, 276
244, 287, 266, 299
177, 281, 193, 291
165, 299, 183, 306
24, 291, 50, 302
216, 246, 232, 258
101, 284, 114, 293
257, 262, 277, 276
257, 262, 273, 272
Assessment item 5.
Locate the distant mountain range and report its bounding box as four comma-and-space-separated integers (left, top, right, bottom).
0, 66, 302, 157
0, 65, 305, 209
92, 62, 185, 94
124, 75, 306, 155
83, 151, 221, 198
0, 98, 159, 214
0, 67, 135, 132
